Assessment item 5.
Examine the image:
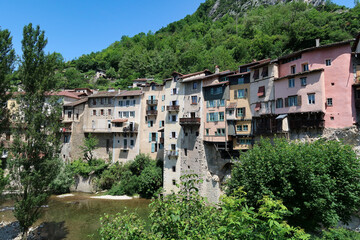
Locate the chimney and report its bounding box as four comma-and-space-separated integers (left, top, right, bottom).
215, 65, 220, 74
316, 38, 320, 47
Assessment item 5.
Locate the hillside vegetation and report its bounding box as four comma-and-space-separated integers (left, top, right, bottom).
49, 0, 360, 90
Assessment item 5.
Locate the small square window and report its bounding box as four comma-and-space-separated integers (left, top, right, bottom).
302, 63, 309, 72
193, 82, 197, 89
326, 59, 331, 66
288, 78, 295, 88
327, 98, 333, 107
308, 93, 315, 104
301, 77, 307, 86
291, 65, 296, 74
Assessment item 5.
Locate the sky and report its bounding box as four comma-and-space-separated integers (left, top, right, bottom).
0, 0, 355, 61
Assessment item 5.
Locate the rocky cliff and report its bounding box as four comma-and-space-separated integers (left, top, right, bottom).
208, 0, 326, 20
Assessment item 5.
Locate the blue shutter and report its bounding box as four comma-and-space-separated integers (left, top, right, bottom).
149, 133, 152, 142
206, 113, 209, 122
148, 96, 151, 100
162, 95, 165, 101
148, 121, 151, 127
155, 105, 157, 110
215, 112, 219, 121
206, 101, 209, 108
151, 143, 155, 153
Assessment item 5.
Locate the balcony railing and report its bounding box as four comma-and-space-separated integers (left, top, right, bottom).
166, 150, 179, 157
146, 110, 158, 115
167, 105, 179, 111
123, 126, 138, 132
179, 117, 200, 126
147, 100, 158, 105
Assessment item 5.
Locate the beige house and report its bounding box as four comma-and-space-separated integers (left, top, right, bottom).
84, 91, 117, 161
139, 82, 166, 160
112, 90, 143, 163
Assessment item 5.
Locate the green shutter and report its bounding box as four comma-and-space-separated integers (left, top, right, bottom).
149, 133, 152, 142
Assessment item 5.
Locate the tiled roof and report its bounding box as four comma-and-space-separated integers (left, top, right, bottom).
64, 97, 88, 107
278, 39, 354, 61
88, 91, 118, 98
118, 90, 143, 96
51, 91, 81, 100
203, 81, 229, 88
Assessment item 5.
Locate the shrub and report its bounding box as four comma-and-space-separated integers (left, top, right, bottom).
227, 138, 360, 231
312, 228, 360, 240
70, 158, 108, 177
49, 160, 74, 194
97, 162, 128, 190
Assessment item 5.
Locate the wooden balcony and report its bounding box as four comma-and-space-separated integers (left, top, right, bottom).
147, 100, 158, 105
146, 110, 158, 115
166, 105, 179, 111
123, 126, 138, 132
179, 117, 200, 126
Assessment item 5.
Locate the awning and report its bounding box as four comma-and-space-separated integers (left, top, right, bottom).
111, 119, 128, 123
276, 114, 288, 120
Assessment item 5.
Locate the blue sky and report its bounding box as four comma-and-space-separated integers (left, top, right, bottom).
0, 0, 355, 61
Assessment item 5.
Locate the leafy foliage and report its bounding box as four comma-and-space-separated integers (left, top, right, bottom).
53, 1, 360, 90
49, 160, 74, 194
312, 228, 360, 239
80, 133, 99, 163
227, 138, 360, 231
69, 158, 108, 178
107, 154, 163, 198
99, 174, 310, 240
8, 23, 62, 236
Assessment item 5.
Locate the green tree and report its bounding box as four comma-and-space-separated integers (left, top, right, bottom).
0, 27, 15, 194
8, 23, 61, 238
81, 133, 98, 163
227, 138, 360, 231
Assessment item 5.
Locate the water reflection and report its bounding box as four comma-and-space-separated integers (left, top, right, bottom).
0, 193, 151, 239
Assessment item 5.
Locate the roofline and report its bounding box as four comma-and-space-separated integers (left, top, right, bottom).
274, 68, 324, 81
278, 39, 354, 61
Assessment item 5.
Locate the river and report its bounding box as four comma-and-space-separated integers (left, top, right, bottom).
0, 193, 151, 239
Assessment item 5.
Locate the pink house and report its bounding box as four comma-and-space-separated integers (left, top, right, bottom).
275, 40, 355, 129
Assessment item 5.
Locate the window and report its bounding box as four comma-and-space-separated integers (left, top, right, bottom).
219, 112, 224, 121
191, 96, 197, 105
211, 87, 223, 95
236, 89, 246, 98
171, 144, 176, 150
291, 65, 296, 74
287, 95, 299, 107
123, 112, 129, 118
171, 115, 177, 122
118, 111, 122, 118
255, 102, 261, 111
216, 128, 225, 136
301, 77, 307, 86
64, 135, 70, 143
237, 108, 245, 117
93, 110, 96, 116
119, 100, 123, 106
276, 98, 283, 108
288, 78, 295, 88
243, 125, 248, 131
130, 111, 135, 117
68, 111, 72, 118
162, 95, 165, 101
302, 63, 309, 72
108, 109, 112, 116
308, 93, 315, 104
100, 109, 104, 116
257, 86, 265, 97
237, 125, 242, 131
171, 132, 177, 139
218, 99, 225, 107
262, 66, 269, 77
126, 100, 130, 106
172, 88, 177, 95
207, 100, 215, 108
123, 139, 127, 149
237, 78, 245, 84
326, 59, 331, 66
132, 100, 136, 106
93, 99, 96, 105
172, 166, 176, 172
101, 98, 104, 104
151, 85, 156, 90
130, 139, 134, 147
327, 98, 333, 106
208, 113, 215, 121
253, 69, 259, 80
148, 120, 153, 127
193, 82, 197, 89
161, 106, 165, 112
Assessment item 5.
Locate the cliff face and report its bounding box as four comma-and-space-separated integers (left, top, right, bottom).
208, 0, 326, 20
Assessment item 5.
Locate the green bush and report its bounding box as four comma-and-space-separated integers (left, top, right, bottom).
96, 162, 128, 190
70, 159, 108, 177
49, 160, 74, 194
312, 228, 360, 240
227, 138, 360, 231
106, 155, 163, 198
100, 174, 310, 240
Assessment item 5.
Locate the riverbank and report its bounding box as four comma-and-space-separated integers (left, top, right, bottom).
0, 221, 50, 240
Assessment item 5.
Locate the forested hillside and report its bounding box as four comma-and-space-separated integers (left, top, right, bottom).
50, 0, 360, 90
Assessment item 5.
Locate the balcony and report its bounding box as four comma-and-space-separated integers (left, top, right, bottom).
167, 150, 179, 157
83, 128, 113, 133
226, 114, 237, 120
179, 117, 200, 126
146, 110, 158, 116
167, 105, 179, 111
123, 126, 138, 132
147, 100, 158, 105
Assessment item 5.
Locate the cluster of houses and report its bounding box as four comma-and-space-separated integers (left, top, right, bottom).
2, 36, 360, 201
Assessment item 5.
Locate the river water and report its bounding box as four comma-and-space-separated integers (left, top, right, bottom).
0, 193, 151, 239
